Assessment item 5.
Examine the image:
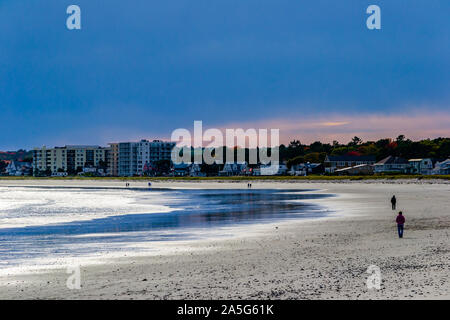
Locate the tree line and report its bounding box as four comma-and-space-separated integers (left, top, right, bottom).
1, 136, 449, 175
282, 136, 450, 168
174, 135, 450, 169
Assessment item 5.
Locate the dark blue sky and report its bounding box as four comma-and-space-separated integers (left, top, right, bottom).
1, 0, 449, 149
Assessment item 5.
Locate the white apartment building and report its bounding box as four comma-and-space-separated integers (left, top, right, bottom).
33, 145, 109, 175
118, 139, 175, 176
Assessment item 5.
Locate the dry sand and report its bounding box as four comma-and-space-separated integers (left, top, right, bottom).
0, 179, 449, 299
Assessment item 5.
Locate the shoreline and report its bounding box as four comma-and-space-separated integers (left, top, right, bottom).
0, 181, 449, 299
0, 184, 337, 277
0, 178, 449, 191
0, 175, 449, 184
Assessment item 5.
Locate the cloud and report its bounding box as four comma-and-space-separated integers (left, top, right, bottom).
26, 111, 450, 150
213, 111, 450, 145
317, 121, 350, 127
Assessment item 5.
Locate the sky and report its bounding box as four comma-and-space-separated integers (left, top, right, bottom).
0, 0, 449, 150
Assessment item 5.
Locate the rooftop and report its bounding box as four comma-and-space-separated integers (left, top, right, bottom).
326, 155, 376, 162
376, 156, 409, 165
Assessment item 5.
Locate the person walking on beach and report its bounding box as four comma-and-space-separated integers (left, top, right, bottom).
396, 211, 405, 238
391, 195, 397, 210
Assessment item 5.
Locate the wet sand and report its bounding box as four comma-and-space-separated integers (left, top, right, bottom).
0, 180, 449, 299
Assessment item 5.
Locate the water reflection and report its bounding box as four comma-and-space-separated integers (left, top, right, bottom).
0, 188, 333, 266
0, 189, 331, 236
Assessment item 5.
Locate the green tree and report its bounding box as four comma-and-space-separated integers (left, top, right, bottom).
304, 152, 326, 163
286, 156, 305, 169
0, 160, 7, 174
350, 136, 362, 146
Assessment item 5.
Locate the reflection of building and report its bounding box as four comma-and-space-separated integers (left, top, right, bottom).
324, 155, 376, 173
409, 158, 433, 175
33, 145, 108, 175
374, 156, 410, 174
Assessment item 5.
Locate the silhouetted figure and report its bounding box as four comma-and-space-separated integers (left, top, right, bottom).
396, 211, 405, 238
391, 195, 397, 210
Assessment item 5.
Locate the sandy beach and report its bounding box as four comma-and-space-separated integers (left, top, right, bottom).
0, 179, 449, 299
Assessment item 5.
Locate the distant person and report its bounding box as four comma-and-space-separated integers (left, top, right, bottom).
396, 211, 405, 238
391, 195, 397, 210
148, 182, 152, 187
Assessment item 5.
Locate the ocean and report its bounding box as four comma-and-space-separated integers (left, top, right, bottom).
0, 186, 333, 273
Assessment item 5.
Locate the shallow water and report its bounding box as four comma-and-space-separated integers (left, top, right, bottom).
0, 186, 333, 271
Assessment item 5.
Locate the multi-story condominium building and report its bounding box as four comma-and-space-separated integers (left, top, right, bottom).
33, 140, 175, 176
107, 143, 119, 176
33, 145, 109, 175
118, 141, 138, 176
117, 139, 175, 176
149, 140, 175, 163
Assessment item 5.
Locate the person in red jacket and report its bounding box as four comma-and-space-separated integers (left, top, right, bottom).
396, 211, 405, 238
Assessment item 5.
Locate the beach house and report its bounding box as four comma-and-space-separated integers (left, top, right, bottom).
289, 163, 324, 176
189, 162, 206, 177
172, 162, 190, 176
432, 159, 450, 175
5, 161, 32, 176
218, 161, 248, 176
259, 163, 288, 176
374, 156, 410, 174
408, 158, 433, 175
324, 155, 376, 173
334, 163, 374, 176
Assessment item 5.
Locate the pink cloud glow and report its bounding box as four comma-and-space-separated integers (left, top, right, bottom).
216, 112, 450, 145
